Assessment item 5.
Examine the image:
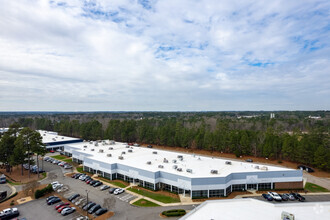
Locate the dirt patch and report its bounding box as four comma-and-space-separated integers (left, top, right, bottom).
192, 191, 252, 202
0, 165, 42, 183
142, 144, 330, 178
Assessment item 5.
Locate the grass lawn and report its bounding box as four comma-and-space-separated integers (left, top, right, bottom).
305, 182, 329, 192
41, 172, 47, 180
132, 199, 160, 207
97, 177, 128, 188
6, 180, 22, 185
76, 167, 84, 173
128, 187, 180, 203
50, 155, 68, 160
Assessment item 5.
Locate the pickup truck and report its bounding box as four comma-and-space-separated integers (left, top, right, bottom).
0, 208, 19, 220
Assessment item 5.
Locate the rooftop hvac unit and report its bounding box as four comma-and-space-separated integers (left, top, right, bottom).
128, 149, 133, 153
62, 137, 64, 139
177, 168, 182, 172
152, 151, 157, 154
210, 170, 218, 174
98, 140, 102, 143
172, 159, 177, 163
134, 143, 139, 147
83, 146, 87, 148
43, 134, 46, 136
225, 161, 232, 165
186, 169, 192, 173
91, 149, 95, 151
260, 166, 268, 170
177, 155, 183, 159
126, 145, 130, 148
109, 147, 113, 150
163, 158, 169, 163
146, 161, 151, 165
122, 151, 126, 154
107, 154, 112, 157
281, 211, 295, 220
118, 156, 124, 160
89, 141, 93, 144
179, 157, 183, 161
94, 143, 98, 146
99, 149, 104, 153
255, 165, 259, 169
172, 165, 178, 169
158, 165, 164, 168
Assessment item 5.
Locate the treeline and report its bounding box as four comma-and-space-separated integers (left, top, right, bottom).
11, 115, 330, 171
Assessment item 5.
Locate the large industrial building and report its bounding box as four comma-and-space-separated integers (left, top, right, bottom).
64, 140, 303, 198
38, 130, 83, 151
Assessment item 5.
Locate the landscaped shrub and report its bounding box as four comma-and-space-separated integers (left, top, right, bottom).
35, 184, 53, 199
162, 209, 186, 217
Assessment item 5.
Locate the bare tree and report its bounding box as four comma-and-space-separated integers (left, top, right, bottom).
23, 181, 40, 196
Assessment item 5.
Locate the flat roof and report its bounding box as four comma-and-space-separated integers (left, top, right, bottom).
38, 130, 81, 144
180, 198, 330, 220
67, 141, 294, 178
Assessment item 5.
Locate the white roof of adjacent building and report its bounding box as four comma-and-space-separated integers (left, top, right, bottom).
180, 198, 330, 220
0, 128, 9, 133
38, 130, 81, 144
67, 140, 294, 178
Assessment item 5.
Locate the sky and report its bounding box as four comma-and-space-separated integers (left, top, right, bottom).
0, 0, 329, 111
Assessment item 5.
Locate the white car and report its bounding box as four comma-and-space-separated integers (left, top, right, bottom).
268, 192, 282, 201
114, 188, 125, 195
61, 207, 76, 216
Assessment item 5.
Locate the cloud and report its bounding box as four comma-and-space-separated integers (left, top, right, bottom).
0, 0, 329, 111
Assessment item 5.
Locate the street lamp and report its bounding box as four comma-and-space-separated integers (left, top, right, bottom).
85, 189, 89, 217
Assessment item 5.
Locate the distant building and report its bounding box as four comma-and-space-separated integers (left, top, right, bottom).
308, 115, 321, 119
38, 130, 83, 151
270, 113, 275, 119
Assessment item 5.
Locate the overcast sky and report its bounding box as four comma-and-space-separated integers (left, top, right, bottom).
0, 0, 329, 111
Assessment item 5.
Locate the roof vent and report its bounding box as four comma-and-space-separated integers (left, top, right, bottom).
62, 137, 64, 139
118, 156, 124, 160
255, 165, 259, 169
107, 154, 112, 157
84, 146, 87, 148
177, 155, 183, 159
152, 151, 157, 154
210, 170, 218, 174
99, 149, 104, 153
163, 158, 168, 163
172, 165, 178, 169
260, 166, 268, 170
186, 169, 192, 173
146, 161, 151, 165
179, 157, 183, 161
134, 143, 139, 147
126, 145, 130, 148
128, 149, 133, 153
158, 165, 164, 168
172, 159, 177, 163
122, 151, 126, 154
109, 147, 113, 150
91, 149, 94, 151
225, 161, 232, 165
89, 141, 93, 144
94, 142, 98, 146
177, 168, 182, 172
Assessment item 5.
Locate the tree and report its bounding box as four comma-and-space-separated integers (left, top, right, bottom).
0, 123, 20, 173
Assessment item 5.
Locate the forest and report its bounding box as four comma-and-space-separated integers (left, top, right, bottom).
1, 111, 329, 171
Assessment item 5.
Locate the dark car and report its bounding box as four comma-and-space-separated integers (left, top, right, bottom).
93, 181, 103, 187
95, 208, 108, 216
74, 174, 82, 179
297, 165, 306, 170
83, 202, 96, 211
88, 204, 101, 214
82, 202, 93, 210
279, 194, 289, 201
292, 193, 305, 201
47, 197, 61, 205
89, 180, 97, 185
245, 159, 253, 162
46, 196, 57, 202
262, 193, 273, 201
109, 188, 117, 194
68, 193, 80, 201
147, 145, 153, 148
306, 167, 315, 173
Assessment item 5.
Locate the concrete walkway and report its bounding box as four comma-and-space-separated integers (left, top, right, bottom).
304, 173, 330, 190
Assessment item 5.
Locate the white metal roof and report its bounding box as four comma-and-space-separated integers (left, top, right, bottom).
38, 130, 81, 144
67, 140, 293, 178
180, 198, 330, 220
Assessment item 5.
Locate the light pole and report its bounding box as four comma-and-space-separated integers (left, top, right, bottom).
85, 189, 89, 217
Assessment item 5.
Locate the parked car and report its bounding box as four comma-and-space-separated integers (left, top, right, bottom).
285, 193, 295, 201
83, 202, 96, 211
100, 185, 110, 191
58, 205, 70, 213
109, 188, 117, 194
68, 193, 80, 202
0, 208, 20, 220
93, 181, 103, 187
262, 193, 273, 201
56, 149, 62, 152
55, 202, 70, 210
147, 145, 153, 148
245, 159, 253, 162
46, 195, 57, 202
75, 198, 86, 206
61, 207, 76, 216
64, 165, 72, 169
47, 197, 61, 205
72, 196, 81, 203
95, 208, 108, 216
268, 192, 282, 201
306, 167, 314, 173
49, 150, 55, 153
75, 174, 82, 179
86, 179, 93, 184
82, 202, 93, 210
291, 193, 305, 201
297, 165, 306, 170
88, 204, 101, 214
114, 188, 125, 195
279, 193, 289, 201
89, 180, 97, 185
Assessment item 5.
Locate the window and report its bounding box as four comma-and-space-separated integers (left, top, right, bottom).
209, 189, 224, 197
258, 183, 271, 190
192, 190, 208, 198
232, 184, 245, 191
226, 186, 231, 196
